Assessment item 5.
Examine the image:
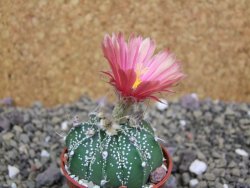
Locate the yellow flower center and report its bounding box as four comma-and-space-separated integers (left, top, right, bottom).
132, 64, 148, 89
132, 76, 141, 89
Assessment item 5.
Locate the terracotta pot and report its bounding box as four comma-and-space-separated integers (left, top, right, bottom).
61, 146, 173, 188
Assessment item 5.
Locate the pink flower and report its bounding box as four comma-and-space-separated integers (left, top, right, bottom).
102, 33, 184, 102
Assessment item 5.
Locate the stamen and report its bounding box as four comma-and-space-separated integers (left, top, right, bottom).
132, 64, 148, 89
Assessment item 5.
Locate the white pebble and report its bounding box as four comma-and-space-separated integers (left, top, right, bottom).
235, 149, 248, 157
11, 183, 17, 188
45, 136, 51, 143
61, 121, 68, 131
155, 99, 168, 111
223, 184, 229, 188
189, 159, 207, 175
189, 179, 199, 187
179, 120, 186, 127
41, 150, 50, 158
191, 93, 198, 99
8, 165, 20, 178
93, 186, 100, 188
141, 162, 146, 167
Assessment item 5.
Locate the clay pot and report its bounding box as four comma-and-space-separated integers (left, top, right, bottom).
61, 146, 173, 188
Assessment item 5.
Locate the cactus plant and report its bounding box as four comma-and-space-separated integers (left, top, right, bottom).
65, 112, 163, 187
62, 33, 184, 188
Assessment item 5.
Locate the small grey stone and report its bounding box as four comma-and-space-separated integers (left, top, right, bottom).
207, 181, 215, 187
23, 123, 35, 132
9, 140, 17, 147
179, 150, 196, 172
224, 107, 235, 115
197, 181, 207, 188
180, 93, 199, 110
239, 118, 250, 125
213, 116, 224, 125
13, 125, 23, 133
204, 173, 216, 181
214, 182, 224, 188
35, 159, 43, 169
61, 184, 69, 188
8, 149, 18, 160
212, 151, 222, 159
35, 164, 61, 187
182, 172, 190, 185
213, 168, 225, 177
231, 168, 240, 177
5, 110, 24, 125
23, 113, 31, 123
228, 161, 237, 168
51, 117, 61, 125
204, 112, 213, 122
20, 134, 30, 144
193, 110, 202, 118
234, 182, 250, 188
32, 101, 43, 108
164, 175, 177, 188
29, 149, 36, 158
2, 132, 14, 141
25, 180, 35, 188
32, 119, 43, 129
217, 137, 224, 149
196, 151, 206, 160
215, 159, 227, 168
245, 178, 250, 184
0, 116, 11, 133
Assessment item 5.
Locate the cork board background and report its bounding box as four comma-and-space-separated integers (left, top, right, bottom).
0, 0, 250, 106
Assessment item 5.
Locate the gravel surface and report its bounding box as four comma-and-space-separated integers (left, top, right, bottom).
0, 95, 249, 188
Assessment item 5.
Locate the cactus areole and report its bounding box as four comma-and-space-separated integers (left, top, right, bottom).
62, 33, 183, 187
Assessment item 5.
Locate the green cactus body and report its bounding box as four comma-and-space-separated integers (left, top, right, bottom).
65, 115, 163, 188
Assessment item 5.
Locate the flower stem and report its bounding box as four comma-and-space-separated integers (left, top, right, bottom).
112, 99, 132, 121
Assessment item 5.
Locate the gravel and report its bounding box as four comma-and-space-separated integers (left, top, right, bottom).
0, 94, 249, 187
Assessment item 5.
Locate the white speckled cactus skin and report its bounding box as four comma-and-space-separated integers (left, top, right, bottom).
65, 114, 163, 188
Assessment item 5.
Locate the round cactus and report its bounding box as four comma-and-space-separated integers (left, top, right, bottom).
65, 114, 163, 188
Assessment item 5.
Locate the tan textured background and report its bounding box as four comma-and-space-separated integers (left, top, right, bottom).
0, 0, 250, 106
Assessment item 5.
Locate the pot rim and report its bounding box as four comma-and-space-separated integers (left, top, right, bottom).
60, 145, 173, 188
